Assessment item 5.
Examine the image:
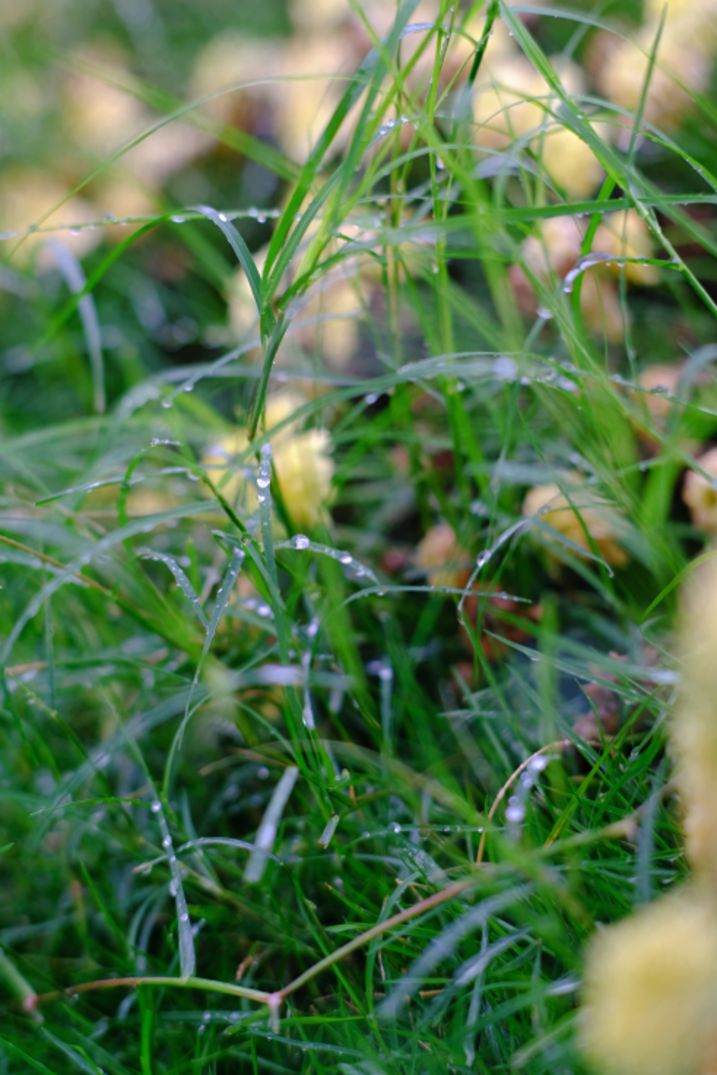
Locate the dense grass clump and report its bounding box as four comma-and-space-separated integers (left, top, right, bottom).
1, 0, 717, 1071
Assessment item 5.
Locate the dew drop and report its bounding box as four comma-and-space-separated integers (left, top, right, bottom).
162, 836, 172, 849
529, 755, 549, 773
292, 534, 310, 550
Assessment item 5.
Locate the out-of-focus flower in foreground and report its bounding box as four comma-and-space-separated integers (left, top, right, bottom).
201, 392, 334, 530
581, 561, 717, 1075
523, 479, 628, 567
682, 447, 717, 537
581, 888, 717, 1075
414, 523, 471, 590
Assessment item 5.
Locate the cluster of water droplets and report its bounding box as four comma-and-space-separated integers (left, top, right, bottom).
505, 754, 551, 830
281, 534, 377, 584
256, 443, 272, 501
562, 252, 625, 294
148, 799, 195, 977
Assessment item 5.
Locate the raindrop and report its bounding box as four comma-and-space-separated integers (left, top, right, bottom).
493, 355, 517, 381
292, 534, 310, 550
171, 216, 186, 224
169, 881, 178, 896
258, 766, 270, 779
391, 823, 402, 834
151, 801, 161, 813
339, 552, 352, 565
180, 913, 189, 923
257, 604, 272, 617
162, 836, 172, 849
365, 393, 378, 405
505, 799, 526, 821
70, 228, 81, 236
536, 305, 553, 320
203, 1012, 211, 1022
476, 550, 491, 569
198, 1024, 206, 1034
563, 252, 615, 294
218, 212, 228, 222
528, 754, 549, 773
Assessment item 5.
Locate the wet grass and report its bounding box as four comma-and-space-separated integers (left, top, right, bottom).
0, 1, 715, 1072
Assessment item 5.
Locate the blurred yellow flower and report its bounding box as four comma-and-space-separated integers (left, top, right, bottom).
511, 216, 626, 343
683, 447, 717, 536
594, 31, 709, 139
473, 56, 599, 200
201, 392, 334, 529
673, 559, 717, 877
594, 210, 660, 286
0, 168, 101, 265
414, 524, 471, 589
523, 480, 628, 567
537, 124, 607, 199
581, 888, 717, 1075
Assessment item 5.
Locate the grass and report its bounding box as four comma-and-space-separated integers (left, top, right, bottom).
0, 0, 715, 1071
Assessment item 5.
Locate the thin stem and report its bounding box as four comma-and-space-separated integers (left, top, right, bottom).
29, 975, 270, 1011
476, 740, 570, 865
277, 878, 473, 1000
0, 535, 109, 597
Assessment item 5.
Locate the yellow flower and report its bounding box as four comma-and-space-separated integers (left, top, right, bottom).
673, 559, 717, 876
581, 888, 717, 1075
537, 125, 607, 199
272, 428, 334, 529
594, 31, 709, 138
594, 210, 660, 286
523, 480, 628, 567
414, 524, 471, 589
682, 447, 717, 536
511, 216, 626, 343
201, 392, 334, 529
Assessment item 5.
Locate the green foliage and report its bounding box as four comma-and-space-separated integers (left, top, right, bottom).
0, 0, 714, 1071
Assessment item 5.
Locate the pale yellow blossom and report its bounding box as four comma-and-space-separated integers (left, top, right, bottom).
674, 560, 717, 876
414, 524, 471, 589
511, 216, 626, 343
594, 210, 659, 286
683, 447, 717, 536
0, 168, 101, 265
594, 31, 709, 138
581, 888, 717, 1075
523, 480, 628, 567
537, 125, 607, 199
201, 393, 334, 529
